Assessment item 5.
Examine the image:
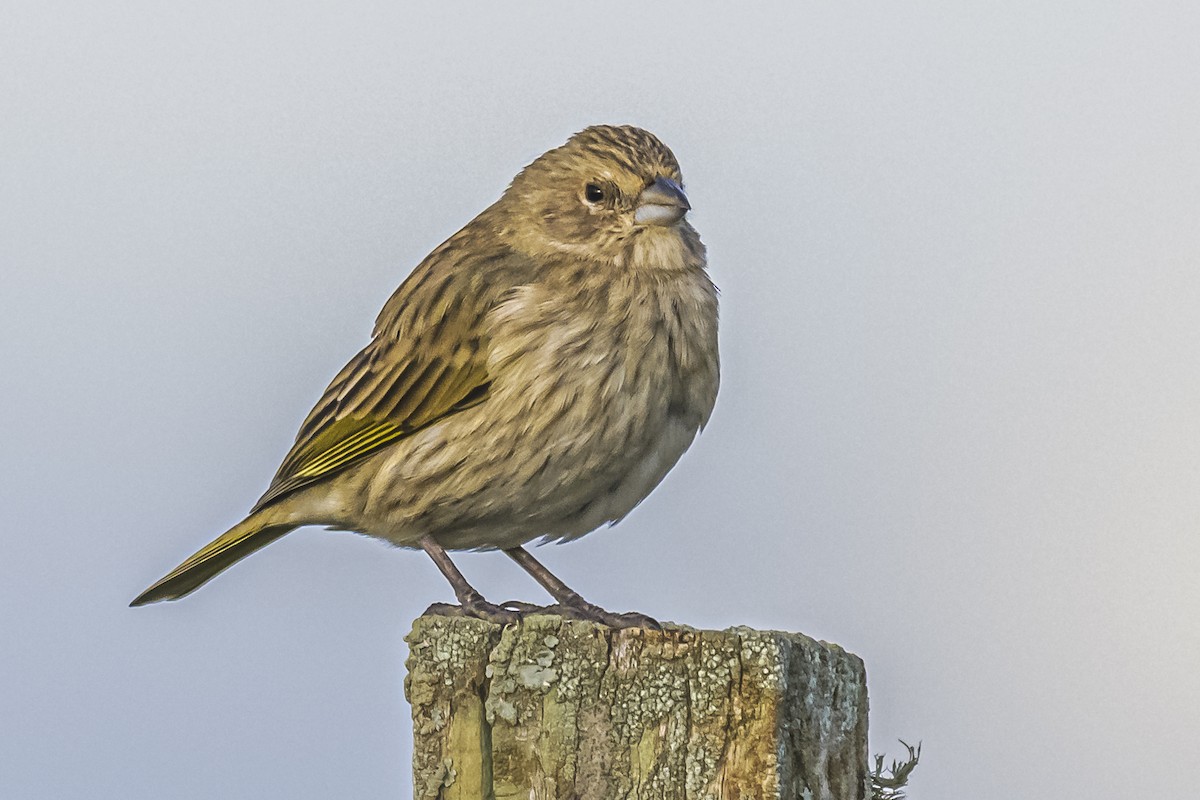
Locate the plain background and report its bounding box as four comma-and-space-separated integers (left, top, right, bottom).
3, 2, 1198, 797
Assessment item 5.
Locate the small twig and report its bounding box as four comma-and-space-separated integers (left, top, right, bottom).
870, 739, 922, 799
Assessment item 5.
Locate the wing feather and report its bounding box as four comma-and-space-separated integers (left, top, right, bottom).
249, 240, 519, 514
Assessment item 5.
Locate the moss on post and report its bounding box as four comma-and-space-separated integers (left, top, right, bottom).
405, 615, 869, 799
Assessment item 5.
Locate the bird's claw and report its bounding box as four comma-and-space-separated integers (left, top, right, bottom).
422, 600, 520, 626
498, 600, 544, 613
595, 609, 663, 631
540, 601, 662, 631
421, 600, 661, 630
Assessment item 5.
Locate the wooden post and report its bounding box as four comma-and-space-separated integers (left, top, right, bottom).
405, 614, 869, 800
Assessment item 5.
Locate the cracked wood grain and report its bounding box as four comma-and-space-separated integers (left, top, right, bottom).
405, 615, 869, 800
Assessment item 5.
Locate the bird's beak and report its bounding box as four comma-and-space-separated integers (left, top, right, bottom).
634, 176, 690, 226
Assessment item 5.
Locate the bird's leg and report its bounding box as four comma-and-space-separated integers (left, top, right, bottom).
503, 546, 661, 630
418, 534, 518, 625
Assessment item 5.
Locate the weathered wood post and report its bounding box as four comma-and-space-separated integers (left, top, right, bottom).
405, 614, 870, 799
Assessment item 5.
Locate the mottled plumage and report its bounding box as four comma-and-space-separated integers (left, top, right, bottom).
132, 125, 719, 625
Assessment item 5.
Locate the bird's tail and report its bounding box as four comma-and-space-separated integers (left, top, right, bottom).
130, 515, 296, 607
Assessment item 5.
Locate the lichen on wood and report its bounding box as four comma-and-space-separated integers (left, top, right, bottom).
405, 614, 869, 799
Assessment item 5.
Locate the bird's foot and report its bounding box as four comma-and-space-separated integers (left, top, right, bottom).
422, 599, 661, 630
540, 601, 662, 631
497, 600, 545, 614
422, 599, 520, 626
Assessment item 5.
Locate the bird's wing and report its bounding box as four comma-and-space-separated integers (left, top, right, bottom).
250, 251, 499, 513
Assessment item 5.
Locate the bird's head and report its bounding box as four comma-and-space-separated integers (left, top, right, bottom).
497, 125, 698, 267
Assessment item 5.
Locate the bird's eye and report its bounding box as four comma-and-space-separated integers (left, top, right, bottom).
584, 183, 605, 204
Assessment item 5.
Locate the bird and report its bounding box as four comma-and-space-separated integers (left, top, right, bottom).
130, 124, 719, 628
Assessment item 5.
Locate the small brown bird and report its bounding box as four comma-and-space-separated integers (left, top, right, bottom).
131, 125, 719, 627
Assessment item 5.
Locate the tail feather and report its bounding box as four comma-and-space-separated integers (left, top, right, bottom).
130, 517, 295, 606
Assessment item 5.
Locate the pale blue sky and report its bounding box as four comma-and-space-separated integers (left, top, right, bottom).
3, 2, 1198, 798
